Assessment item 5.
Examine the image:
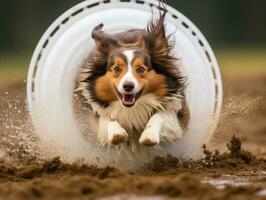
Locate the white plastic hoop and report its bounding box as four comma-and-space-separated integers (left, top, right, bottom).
27, 0, 222, 164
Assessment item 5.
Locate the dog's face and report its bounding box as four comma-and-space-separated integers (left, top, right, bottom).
97, 47, 168, 107
83, 13, 184, 108
107, 48, 150, 107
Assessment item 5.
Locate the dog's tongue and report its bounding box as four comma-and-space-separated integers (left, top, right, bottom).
123, 94, 135, 106
124, 94, 134, 102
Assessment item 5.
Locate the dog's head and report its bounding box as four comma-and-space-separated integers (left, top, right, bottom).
82, 12, 184, 108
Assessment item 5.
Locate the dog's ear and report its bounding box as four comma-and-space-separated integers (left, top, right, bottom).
91, 23, 120, 56
145, 9, 179, 77
145, 11, 173, 57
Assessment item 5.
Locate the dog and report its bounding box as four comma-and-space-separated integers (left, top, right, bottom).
78, 10, 190, 147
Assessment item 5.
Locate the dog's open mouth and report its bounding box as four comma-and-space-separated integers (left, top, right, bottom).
115, 88, 142, 107
122, 93, 136, 107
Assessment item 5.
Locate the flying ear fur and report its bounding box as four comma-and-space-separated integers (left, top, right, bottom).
146, 11, 169, 55
91, 23, 120, 57
143, 3, 186, 95
144, 9, 177, 77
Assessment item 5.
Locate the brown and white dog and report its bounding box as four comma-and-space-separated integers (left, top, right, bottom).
78, 10, 190, 147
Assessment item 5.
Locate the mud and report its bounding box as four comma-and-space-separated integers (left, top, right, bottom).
0, 75, 266, 199
148, 135, 265, 173
0, 136, 265, 200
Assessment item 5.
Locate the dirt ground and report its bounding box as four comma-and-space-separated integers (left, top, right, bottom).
0, 75, 265, 200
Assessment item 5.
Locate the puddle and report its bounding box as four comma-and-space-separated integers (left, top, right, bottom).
203, 171, 266, 192
257, 189, 266, 196
203, 178, 249, 189
98, 194, 171, 200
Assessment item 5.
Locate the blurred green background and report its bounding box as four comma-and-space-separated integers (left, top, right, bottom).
0, 0, 266, 85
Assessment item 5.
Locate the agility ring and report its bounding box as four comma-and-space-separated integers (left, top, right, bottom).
27, 0, 222, 165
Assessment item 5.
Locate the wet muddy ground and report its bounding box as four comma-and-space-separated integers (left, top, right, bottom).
0, 75, 265, 200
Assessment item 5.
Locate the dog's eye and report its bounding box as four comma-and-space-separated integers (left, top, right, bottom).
114, 66, 122, 74
136, 66, 146, 74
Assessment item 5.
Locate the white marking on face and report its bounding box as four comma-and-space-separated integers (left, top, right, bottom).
118, 50, 141, 94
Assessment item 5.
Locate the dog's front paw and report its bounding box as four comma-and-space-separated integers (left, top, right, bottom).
108, 121, 128, 145
139, 126, 160, 146
109, 131, 128, 145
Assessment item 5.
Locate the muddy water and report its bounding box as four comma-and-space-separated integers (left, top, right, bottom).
0, 76, 266, 199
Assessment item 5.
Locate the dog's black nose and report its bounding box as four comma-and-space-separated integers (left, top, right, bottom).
123, 82, 135, 92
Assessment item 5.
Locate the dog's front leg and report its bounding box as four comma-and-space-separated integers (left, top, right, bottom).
107, 120, 128, 145
139, 112, 163, 146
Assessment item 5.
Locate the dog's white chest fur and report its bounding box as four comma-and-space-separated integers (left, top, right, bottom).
90, 94, 184, 145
